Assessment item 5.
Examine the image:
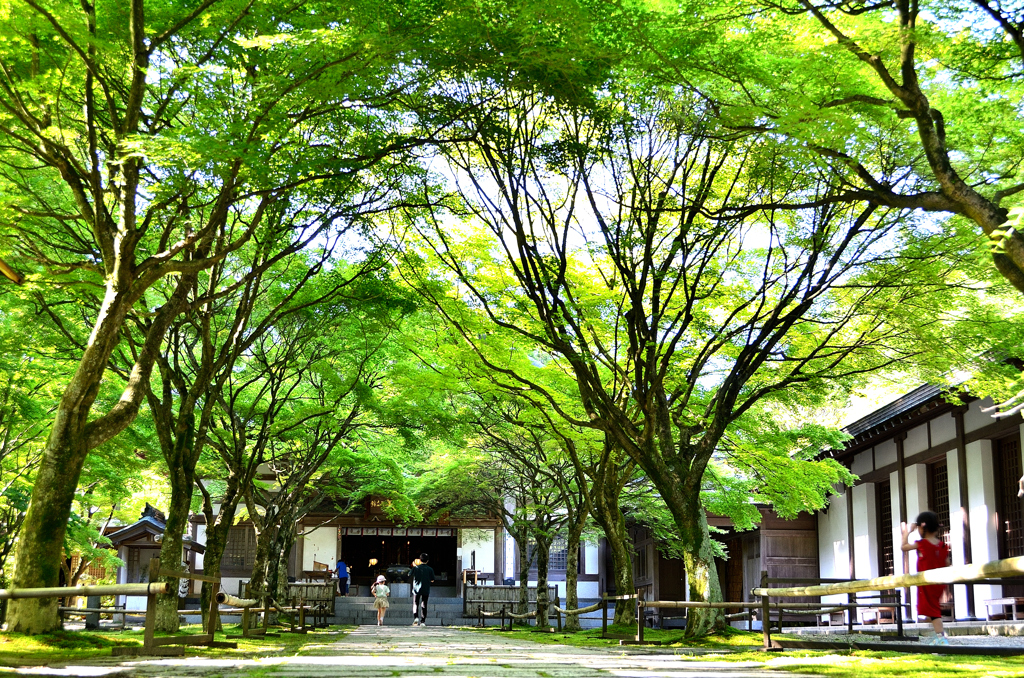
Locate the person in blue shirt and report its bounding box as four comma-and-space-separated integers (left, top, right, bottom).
336, 557, 349, 596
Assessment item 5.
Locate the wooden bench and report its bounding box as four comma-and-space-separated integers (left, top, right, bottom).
858, 605, 897, 625
984, 597, 1024, 620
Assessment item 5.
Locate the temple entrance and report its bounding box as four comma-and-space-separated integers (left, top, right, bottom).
342, 535, 457, 588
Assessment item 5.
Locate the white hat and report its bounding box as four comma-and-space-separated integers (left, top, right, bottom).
376, 575, 386, 583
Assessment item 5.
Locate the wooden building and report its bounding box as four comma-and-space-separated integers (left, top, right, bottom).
816, 385, 1024, 619
626, 507, 818, 626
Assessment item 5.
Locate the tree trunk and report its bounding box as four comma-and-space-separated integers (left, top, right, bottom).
516, 538, 531, 623
564, 526, 583, 631
199, 526, 228, 632
678, 505, 724, 637
534, 534, 551, 627
247, 521, 274, 603
591, 480, 634, 626
199, 479, 243, 631
156, 456, 195, 632
6, 278, 188, 633
6, 430, 92, 632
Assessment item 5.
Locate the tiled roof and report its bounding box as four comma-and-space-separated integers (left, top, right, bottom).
842, 384, 947, 439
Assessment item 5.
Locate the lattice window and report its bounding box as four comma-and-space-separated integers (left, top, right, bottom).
127, 548, 141, 583
932, 460, 951, 549
878, 479, 894, 576
549, 537, 568, 570
527, 537, 569, 571
997, 437, 1024, 559
634, 545, 649, 581
224, 526, 256, 570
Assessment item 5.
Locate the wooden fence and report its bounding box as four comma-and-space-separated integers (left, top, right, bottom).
463, 584, 559, 616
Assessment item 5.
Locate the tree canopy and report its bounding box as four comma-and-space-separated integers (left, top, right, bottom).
0, 0, 1022, 637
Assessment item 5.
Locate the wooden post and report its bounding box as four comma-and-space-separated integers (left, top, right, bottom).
143, 557, 161, 654
298, 596, 306, 632
895, 589, 904, 638
262, 594, 270, 634
954, 407, 976, 618
207, 582, 220, 643
895, 431, 911, 612
555, 603, 561, 632
602, 595, 608, 636
636, 589, 644, 644
241, 584, 251, 638
500, 605, 506, 631
847, 592, 854, 634
760, 570, 770, 650
846, 485, 856, 590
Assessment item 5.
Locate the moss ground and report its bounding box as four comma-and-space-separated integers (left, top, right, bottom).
473, 624, 1024, 677
0, 624, 354, 667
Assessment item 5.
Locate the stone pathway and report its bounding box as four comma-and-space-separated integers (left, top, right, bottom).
9, 626, 805, 678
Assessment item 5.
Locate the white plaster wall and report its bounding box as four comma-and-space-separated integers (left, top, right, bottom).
964, 398, 996, 433
125, 595, 147, 611
905, 424, 929, 456
966, 439, 1001, 603
221, 576, 246, 598
525, 580, 564, 599
585, 542, 599, 574
931, 414, 956, 445
946, 447, 969, 619
875, 440, 897, 468
194, 524, 206, 569
817, 507, 834, 578
818, 494, 846, 608
578, 581, 600, 599
460, 528, 496, 573
851, 451, 873, 476
904, 463, 929, 615
301, 526, 337, 572
847, 450, 872, 477
852, 484, 878, 579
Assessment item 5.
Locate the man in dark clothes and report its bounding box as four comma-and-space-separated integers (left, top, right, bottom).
411, 552, 434, 626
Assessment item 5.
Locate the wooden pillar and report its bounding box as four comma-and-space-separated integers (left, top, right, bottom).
143, 557, 161, 654
846, 484, 856, 580
894, 431, 911, 618
954, 407, 976, 617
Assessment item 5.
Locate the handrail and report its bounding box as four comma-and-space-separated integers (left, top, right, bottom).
215, 592, 258, 608
0, 582, 168, 600
640, 600, 846, 609
553, 599, 604, 615
751, 555, 1024, 598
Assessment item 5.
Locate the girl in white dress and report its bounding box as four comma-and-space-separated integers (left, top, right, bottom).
371, 575, 390, 626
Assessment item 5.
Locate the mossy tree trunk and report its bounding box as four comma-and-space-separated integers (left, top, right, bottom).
591, 466, 634, 626
563, 523, 585, 631
516, 538, 532, 623
197, 473, 246, 631
534, 533, 551, 627
7, 278, 191, 633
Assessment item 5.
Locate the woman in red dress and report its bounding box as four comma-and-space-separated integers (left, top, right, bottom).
901, 510, 951, 645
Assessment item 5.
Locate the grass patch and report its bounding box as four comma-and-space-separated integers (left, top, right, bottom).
742, 650, 1024, 678
470, 622, 762, 650
472, 624, 1024, 677
0, 624, 355, 667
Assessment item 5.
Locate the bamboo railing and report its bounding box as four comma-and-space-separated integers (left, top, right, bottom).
751, 556, 1024, 599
